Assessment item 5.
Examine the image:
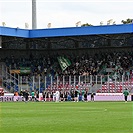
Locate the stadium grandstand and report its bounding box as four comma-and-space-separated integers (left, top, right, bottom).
0, 24, 133, 101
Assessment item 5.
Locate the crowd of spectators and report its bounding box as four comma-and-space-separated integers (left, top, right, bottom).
2, 50, 133, 78
1, 48, 133, 93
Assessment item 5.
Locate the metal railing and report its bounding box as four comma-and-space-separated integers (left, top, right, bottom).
0, 63, 19, 92
24, 74, 132, 93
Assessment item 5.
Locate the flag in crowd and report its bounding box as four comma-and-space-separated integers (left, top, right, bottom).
57, 56, 71, 71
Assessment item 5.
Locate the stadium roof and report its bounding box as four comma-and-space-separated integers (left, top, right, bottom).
0, 24, 133, 38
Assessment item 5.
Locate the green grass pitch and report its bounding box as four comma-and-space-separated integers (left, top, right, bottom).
0, 101, 133, 133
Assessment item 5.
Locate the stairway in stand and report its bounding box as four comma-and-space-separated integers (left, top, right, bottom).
0, 62, 8, 89
0, 62, 3, 87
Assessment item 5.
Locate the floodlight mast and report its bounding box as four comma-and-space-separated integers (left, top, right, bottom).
32, 0, 37, 29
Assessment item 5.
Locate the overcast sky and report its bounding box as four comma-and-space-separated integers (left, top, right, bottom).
0, 0, 133, 29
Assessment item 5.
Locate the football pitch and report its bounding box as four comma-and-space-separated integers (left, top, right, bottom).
0, 101, 133, 133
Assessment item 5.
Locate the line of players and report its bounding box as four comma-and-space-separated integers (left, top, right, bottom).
18, 89, 95, 102
42, 89, 95, 102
